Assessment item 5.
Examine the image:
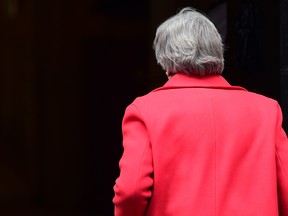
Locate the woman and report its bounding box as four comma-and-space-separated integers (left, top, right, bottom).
113, 6, 288, 216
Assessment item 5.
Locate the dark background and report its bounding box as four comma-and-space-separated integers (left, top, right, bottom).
0, 0, 287, 215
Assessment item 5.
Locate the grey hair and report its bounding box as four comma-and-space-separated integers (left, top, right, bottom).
153, 7, 224, 76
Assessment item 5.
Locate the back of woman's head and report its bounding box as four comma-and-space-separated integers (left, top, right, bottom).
153, 7, 224, 77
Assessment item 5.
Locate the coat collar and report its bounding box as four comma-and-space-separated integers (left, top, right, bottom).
152, 74, 247, 92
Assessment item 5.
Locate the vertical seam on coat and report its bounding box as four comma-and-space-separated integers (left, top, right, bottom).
276, 151, 288, 182
208, 92, 217, 216
135, 138, 150, 214
132, 104, 151, 215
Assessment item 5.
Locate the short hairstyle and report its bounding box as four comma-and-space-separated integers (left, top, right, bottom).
153, 7, 224, 76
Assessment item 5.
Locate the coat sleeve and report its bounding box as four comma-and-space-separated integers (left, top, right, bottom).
275, 103, 288, 215
113, 104, 153, 216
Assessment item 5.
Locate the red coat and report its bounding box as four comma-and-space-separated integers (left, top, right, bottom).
113, 74, 288, 216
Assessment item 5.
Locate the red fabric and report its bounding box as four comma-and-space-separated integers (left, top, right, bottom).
113, 74, 288, 216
